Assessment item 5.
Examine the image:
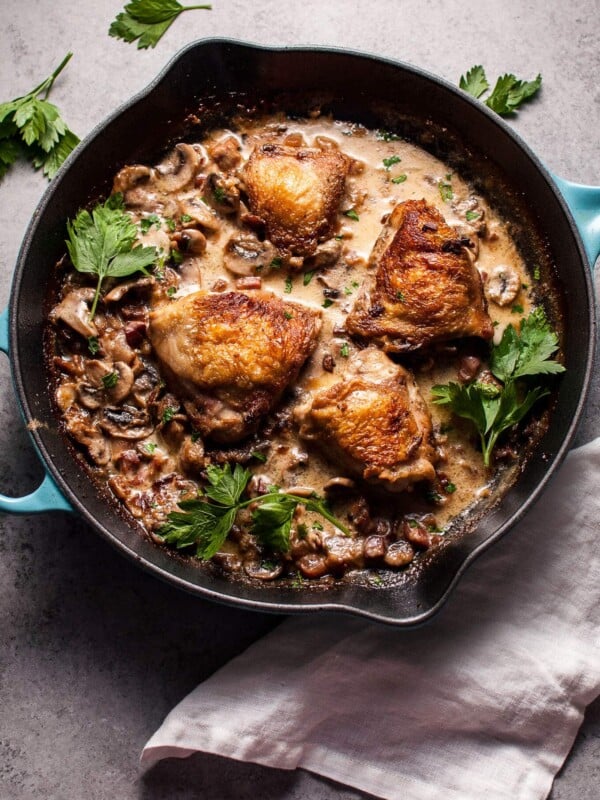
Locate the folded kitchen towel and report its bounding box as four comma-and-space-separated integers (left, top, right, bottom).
141, 438, 600, 800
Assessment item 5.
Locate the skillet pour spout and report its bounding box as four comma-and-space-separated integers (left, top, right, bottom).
0, 40, 597, 626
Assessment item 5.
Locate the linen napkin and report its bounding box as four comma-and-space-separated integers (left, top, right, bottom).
141, 438, 600, 800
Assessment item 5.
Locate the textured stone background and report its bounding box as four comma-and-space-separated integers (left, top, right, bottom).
1, 1, 599, 798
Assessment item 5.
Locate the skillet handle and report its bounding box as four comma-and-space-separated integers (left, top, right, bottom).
552, 175, 600, 269
0, 307, 73, 515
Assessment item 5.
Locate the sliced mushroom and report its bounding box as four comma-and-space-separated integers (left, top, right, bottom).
107, 361, 135, 403
50, 288, 97, 339
113, 165, 155, 209
154, 144, 202, 193
323, 476, 356, 492
223, 233, 278, 276
64, 408, 111, 465
486, 264, 521, 306
104, 277, 154, 304
99, 406, 154, 439
177, 196, 221, 233
244, 560, 284, 581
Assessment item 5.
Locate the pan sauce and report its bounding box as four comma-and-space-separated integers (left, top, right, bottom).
50, 111, 541, 584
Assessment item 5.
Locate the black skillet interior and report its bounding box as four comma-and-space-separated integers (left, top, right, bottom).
10, 41, 595, 625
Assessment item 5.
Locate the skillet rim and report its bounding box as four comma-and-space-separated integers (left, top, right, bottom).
7, 39, 597, 626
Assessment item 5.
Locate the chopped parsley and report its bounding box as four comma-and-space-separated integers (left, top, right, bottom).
382, 155, 401, 170
284, 310, 293, 319
252, 451, 267, 462
396, 290, 405, 302
180, 213, 193, 224
171, 248, 183, 265
376, 130, 401, 142
87, 336, 100, 355
164, 217, 177, 232
162, 406, 177, 423
284, 276, 293, 294
445, 483, 457, 494
344, 209, 360, 222
140, 214, 161, 234
340, 342, 350, 358
303, 270, 315, 286
512, 304, 524, 314
102, 371, 119, 389
533, 266, 541, 281
322, 298, 334, 309
271, 257, 282, 269
439, 179, 453, 202
391, 174, 407, 184
166, 286, 176, 297
465, 210, 480, 222
143, 442, 157, 454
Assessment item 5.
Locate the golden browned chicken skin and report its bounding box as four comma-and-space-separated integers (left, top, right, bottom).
299, 348, 437, 492
149, 290, 322, 443
346, 199, 494, 351
243, 143, 349, 258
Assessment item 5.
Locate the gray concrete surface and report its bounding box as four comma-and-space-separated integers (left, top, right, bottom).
1, 1, 599, 798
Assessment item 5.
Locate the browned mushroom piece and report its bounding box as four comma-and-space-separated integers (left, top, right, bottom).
384, 540, 415, 568
50, 288, 97, 339
154, 144, 203, 194
223, 233, 279, 276
244, 560, 284, 581
204, 172, 240, 215
99, 406, 154, 440
177, 228, 207, 256
207, 135, 242, 171
177, 197, 221, 233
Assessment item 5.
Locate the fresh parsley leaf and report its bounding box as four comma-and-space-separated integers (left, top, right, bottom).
251, 495, 297, 553
391, 174, 407, 184
252, 451, 267, 462
322, 298, 334, 308
382, 155, 401, 170
0, 53, 79, 182
432, 309, 564, 465
465, 210, 480, 222
459, 65, 490, 99
157, 463, 349, 560
486, 73, 542, 115
344, 209, 360, 222
109, 0, 212, 49
340, 342, 350, 358
65, 194, 158, 319
87, 336, 100, 355
204, 463, 251, 507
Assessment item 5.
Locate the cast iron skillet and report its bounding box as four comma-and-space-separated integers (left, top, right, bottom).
0, 41, 598, 626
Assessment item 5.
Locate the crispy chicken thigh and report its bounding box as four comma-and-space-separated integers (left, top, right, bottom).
299, 348, 437, 491
243, 144, 349, 257
149, 291, 321, 443
346, 199, 493, 351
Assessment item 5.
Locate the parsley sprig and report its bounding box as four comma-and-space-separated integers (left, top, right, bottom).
0, 52, 79, 181
432, 309, 564, 466
459, 65, 542, 116
109, 0, 212, 49
157, 463, 349, 560
66, 194, 159, 320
